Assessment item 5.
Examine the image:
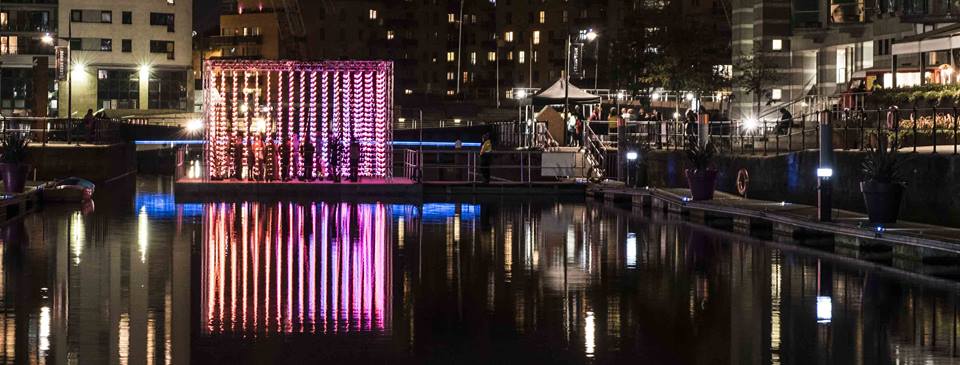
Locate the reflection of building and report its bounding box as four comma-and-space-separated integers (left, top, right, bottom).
202, 202, 392, 335
56, 0, 193, 117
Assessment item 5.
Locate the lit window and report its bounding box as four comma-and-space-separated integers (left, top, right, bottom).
387, 30, 395, 40
487, 51, 496, 61
518, 51, 525, 64
505, 31, 514, 42
507, 51, 513, 60
539, 11, 546, 23
470, 52, 477, 65
404, 89, 413, 95
447, 90, 455, 95
772, 39, 783, 51
448, 13, 456, 23
447, 72, 455, 80
167, 0, 174, 4
771, 88, 782, 100
533, 30, 540, 45
369, 9, 377, 19
447, 51, 455, 62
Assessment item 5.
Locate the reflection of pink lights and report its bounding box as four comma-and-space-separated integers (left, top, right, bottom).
202, 202, 391, 335
203, 60, 394, 180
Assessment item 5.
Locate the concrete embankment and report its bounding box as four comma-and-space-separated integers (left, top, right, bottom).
643, 150, 960, 227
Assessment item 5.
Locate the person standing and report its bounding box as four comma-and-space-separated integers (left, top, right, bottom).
479, 133, 493, 183
349, 139, 360, 182
329, 138, 341, 183
776, 107, 793, 135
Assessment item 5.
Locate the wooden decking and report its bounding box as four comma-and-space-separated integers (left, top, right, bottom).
589, 184, 960, 255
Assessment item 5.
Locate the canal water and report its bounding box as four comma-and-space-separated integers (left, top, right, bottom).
0, 176, 959, 364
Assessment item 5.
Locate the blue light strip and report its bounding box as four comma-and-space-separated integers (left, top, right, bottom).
134, 140, 480, 147
135, 140, 206, 145
392, 141, 481, 147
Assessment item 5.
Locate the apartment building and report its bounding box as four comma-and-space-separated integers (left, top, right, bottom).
56, 0, 192, 117
730, 0, 954, 119
0, 0, 58, 116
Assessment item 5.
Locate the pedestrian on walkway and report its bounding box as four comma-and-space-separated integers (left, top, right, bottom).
776, 108, 793, 135
480, 133, 493, 183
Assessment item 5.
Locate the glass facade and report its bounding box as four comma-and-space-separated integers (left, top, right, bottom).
0, 68, 57, 115
97, 69, 139, 110
148, 70, 187, 110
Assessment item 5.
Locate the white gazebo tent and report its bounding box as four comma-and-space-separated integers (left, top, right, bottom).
531, 78, 601, 107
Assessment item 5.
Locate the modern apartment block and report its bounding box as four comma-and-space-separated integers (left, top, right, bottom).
204, 0, 730, 109
0, 0, 58, 116
730, 0, 956, 119
55, 0, 192, 117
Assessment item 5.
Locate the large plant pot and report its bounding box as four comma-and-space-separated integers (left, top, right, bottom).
0, 163, 29, 194
685, 169, 718, 201
860, 180, 904, 224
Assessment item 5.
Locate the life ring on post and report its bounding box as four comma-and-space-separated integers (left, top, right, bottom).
736, 168, 750, 197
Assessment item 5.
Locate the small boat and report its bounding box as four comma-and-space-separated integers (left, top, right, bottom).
44, 177, 95, 202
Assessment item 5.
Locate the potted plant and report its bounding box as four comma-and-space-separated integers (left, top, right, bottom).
860, 131, 905, 223
0, 132, 30, 194
685, 137, 719, 201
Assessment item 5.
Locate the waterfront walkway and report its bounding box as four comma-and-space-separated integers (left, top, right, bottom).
589, 184, 960, 255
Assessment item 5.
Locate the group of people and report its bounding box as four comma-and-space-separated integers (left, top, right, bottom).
217, 134, 362, 183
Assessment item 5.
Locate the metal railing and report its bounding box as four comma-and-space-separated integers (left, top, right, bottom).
830, 107, 960, 154
493, 121, 558, 149
0, 117, 120, 145
412, 149, 564, 184
394, 119, 482, 130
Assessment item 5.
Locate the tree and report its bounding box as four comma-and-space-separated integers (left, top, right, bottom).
731, 54, 785, 118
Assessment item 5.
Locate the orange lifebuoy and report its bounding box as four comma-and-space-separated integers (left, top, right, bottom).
736, 168, 750, 197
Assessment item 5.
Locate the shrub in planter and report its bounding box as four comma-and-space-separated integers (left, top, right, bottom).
685, 137, 719, 201
860, 131, 906, 224
0, 133, 30, 194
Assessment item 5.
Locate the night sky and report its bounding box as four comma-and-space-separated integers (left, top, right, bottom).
194, 0, 221, 33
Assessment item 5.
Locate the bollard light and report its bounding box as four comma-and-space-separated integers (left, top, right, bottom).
626, 151, 638, 161
816, 168, 833, 178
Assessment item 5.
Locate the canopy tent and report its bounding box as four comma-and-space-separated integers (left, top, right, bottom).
531, 79, 601, 107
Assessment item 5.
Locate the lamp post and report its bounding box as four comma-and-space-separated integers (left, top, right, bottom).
817, 110, 834, 222
585, 30, 599, 92
41, 27, 72, 121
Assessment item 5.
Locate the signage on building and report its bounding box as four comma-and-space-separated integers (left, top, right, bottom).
55, 47, 68, 81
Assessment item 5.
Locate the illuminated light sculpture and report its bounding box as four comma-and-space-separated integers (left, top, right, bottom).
202, 60, 394, 180
201, 202, 392, 335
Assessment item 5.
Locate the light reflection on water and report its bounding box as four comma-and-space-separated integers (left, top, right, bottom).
0, 177, 958, 363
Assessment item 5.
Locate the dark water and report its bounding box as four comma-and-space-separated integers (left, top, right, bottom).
1, 176, 960, 364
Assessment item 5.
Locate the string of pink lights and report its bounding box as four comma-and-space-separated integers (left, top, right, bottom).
203, 61, 394, 181
202, 202, 391, 335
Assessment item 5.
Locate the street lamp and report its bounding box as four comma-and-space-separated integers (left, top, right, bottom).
585, 30, 599, 92
41, 30, 73, 121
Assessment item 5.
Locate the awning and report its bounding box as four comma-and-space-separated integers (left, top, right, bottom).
531, 78, 601, 107
892, 23, 960, 56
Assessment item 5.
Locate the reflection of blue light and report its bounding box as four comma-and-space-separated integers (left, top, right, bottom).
393, 141, 482, 148
135, 193, 203, 218
390, 203, 480, 222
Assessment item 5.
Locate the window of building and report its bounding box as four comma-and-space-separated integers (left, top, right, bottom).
771, 39, 783, 51
0, 12, 7, 27
539, 10, 546, 23
0, 36, 17, 55
369, 9, 377, 19
507, 51, 513, 60
97, 69, 139, 109
122, 39, 132, 53
862, 41, 874, 69
150, 13, 175, 32
470, 52, 476, 65
0, 68, 57, 112
562, 10, 568, 22
71, 10, 82, 22
447, 51, 455, 62
386, 30, 395, 39
533, 30, 540, 45
487, 51, 496, 61
101, 38, 112, 52
448, 13, 455, 23
148, 70, 187, 110
446, 72, 455, 80
101, 11, 112, 23
150, 40, 175, 59
505, 31, 514, 42
122, 11, 132, 24
518, 51, 525, 64
836, 48, 847, 83
771, 88, 782, 100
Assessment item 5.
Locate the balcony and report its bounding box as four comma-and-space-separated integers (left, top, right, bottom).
209, 35, 264, 47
